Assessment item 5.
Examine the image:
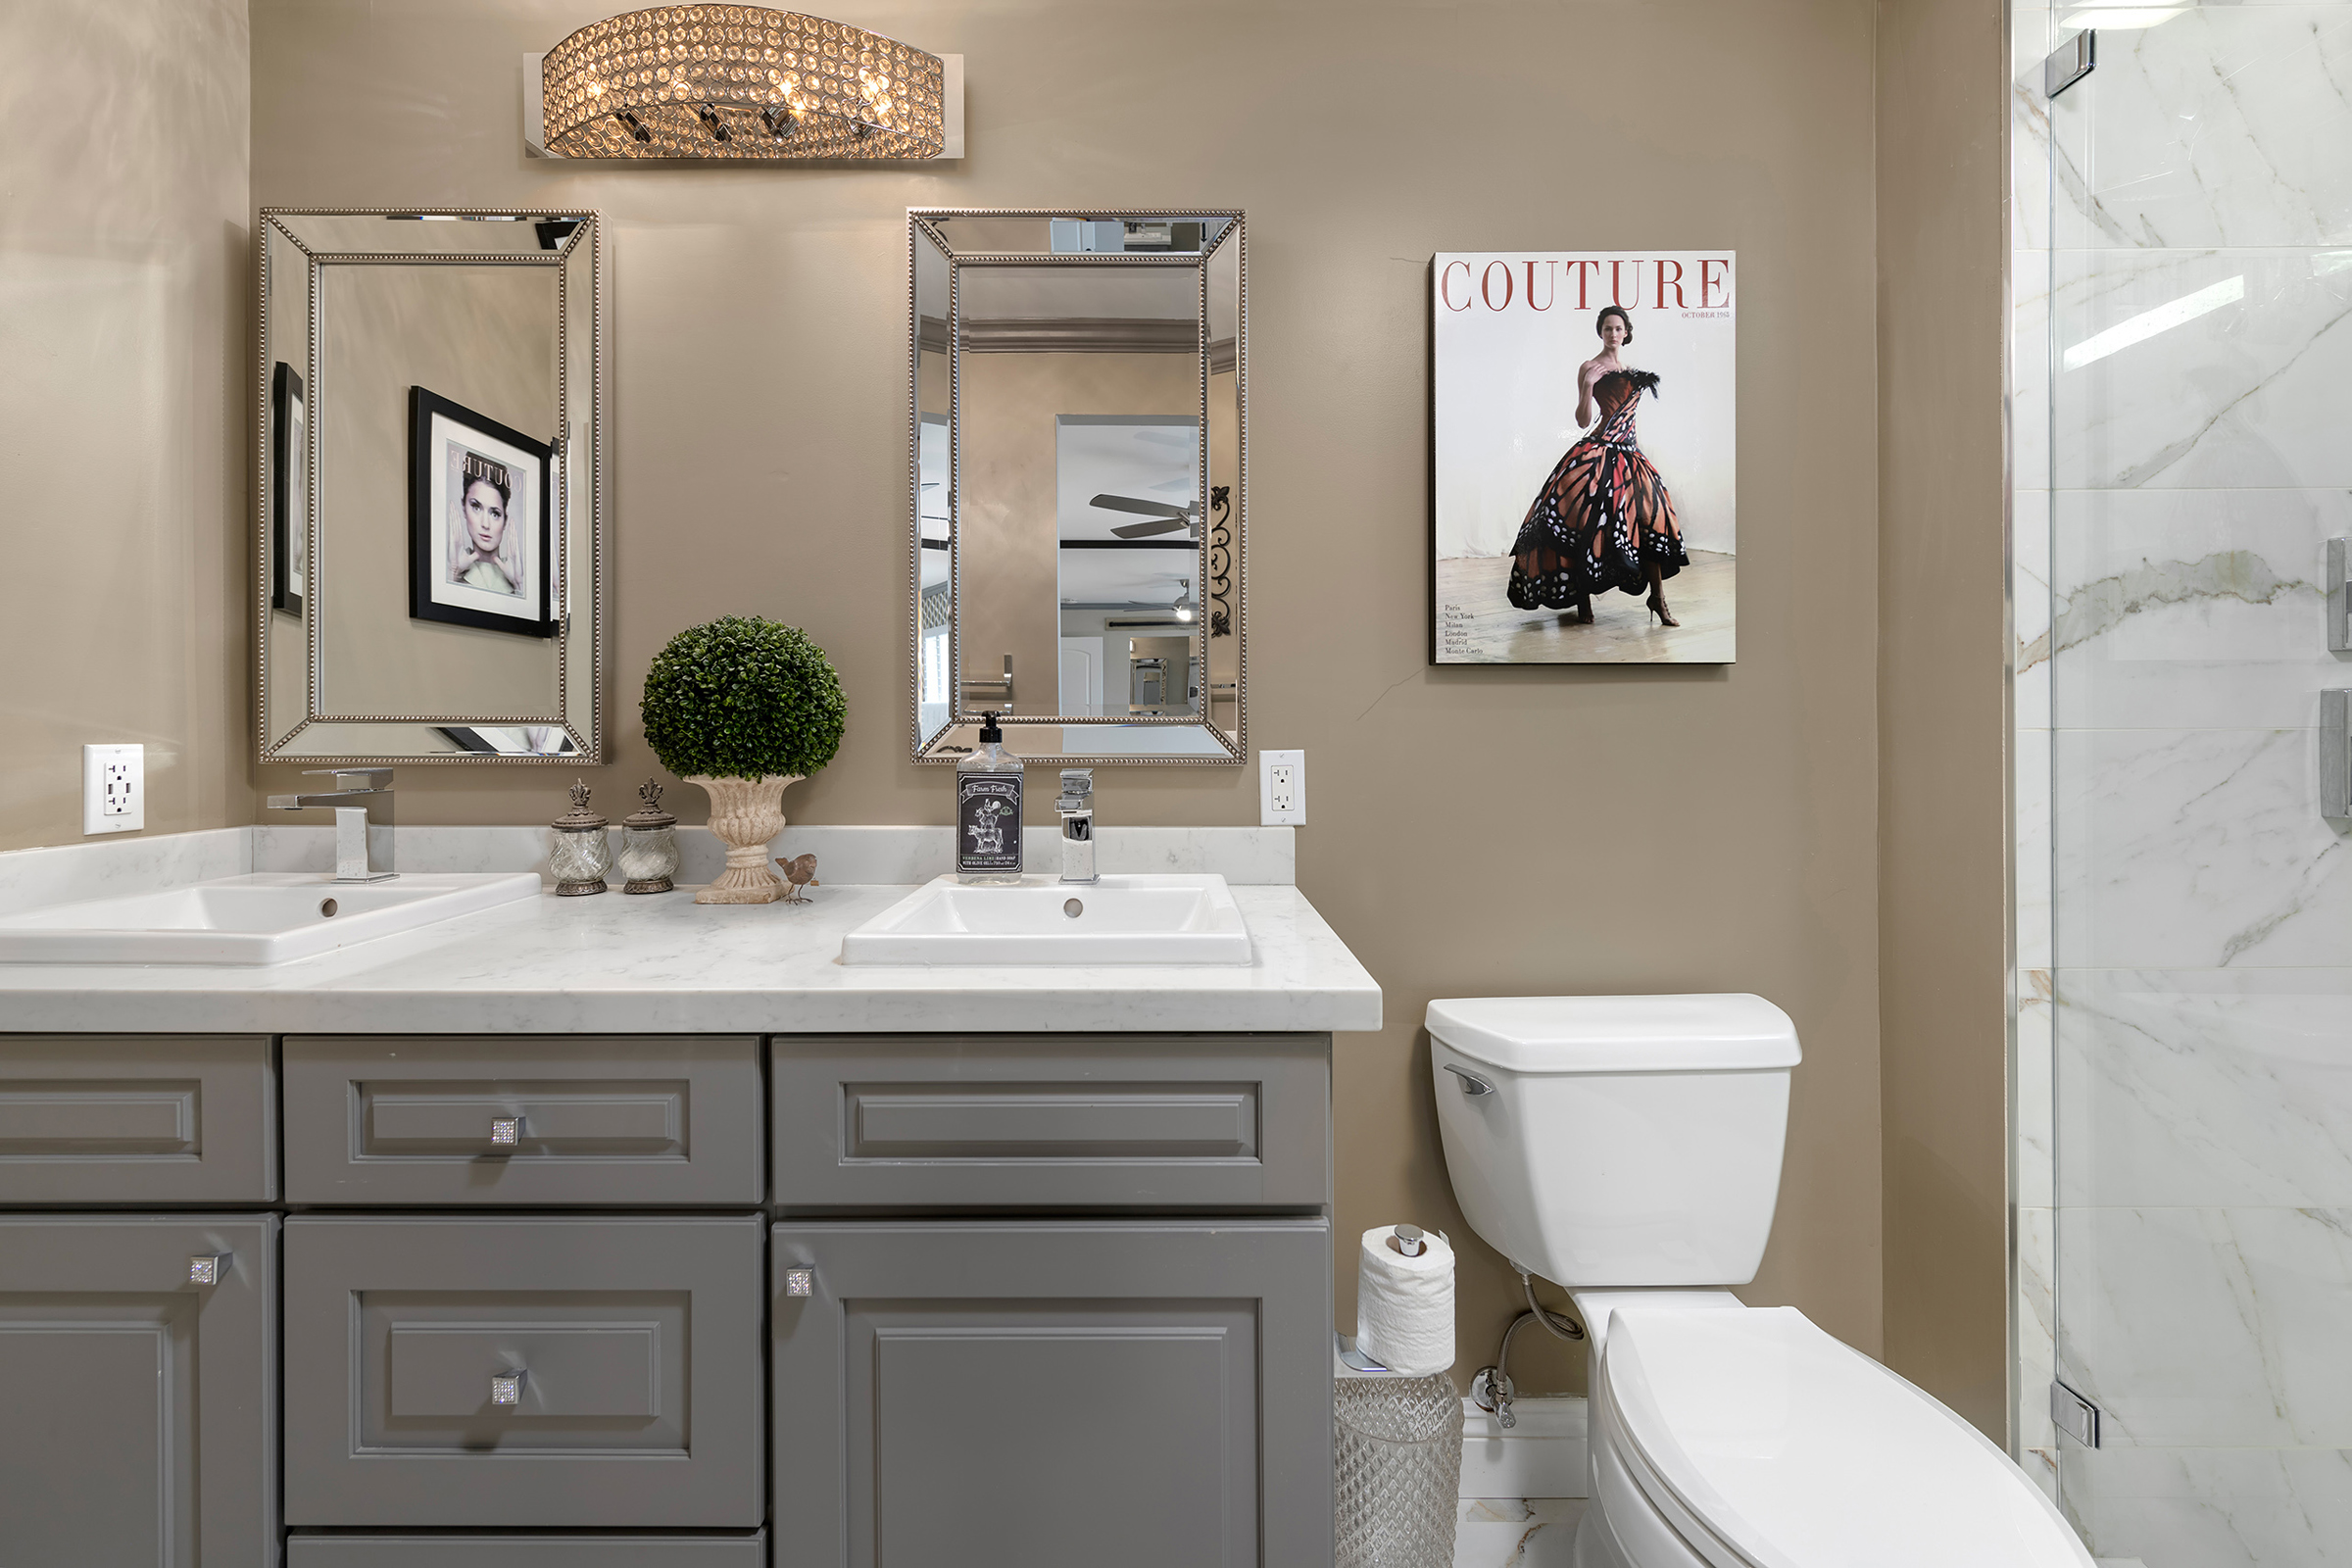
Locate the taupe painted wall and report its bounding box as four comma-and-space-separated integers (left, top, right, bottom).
1876, 0, 2012, 1440
0, 0, 250, 853
250, 0, 1888, 1388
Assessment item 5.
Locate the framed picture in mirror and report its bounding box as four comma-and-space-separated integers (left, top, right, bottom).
270, 361, 305, 616
408, 385, 554, 638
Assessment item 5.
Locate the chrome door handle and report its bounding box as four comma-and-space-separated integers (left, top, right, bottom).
1442, 1062, 1494, 1097
491, 1370, 526, 1405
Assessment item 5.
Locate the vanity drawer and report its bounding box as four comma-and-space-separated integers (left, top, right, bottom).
0, 1034, 274, 1202
283, 1215, 764, 1528
770, 1034, 1330, 1210
288, 1534, 765, 1567
282, 1035, 761, 1205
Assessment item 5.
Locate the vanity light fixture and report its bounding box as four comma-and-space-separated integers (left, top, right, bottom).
1173, 579, 1198, 625
541, 5, 947, 160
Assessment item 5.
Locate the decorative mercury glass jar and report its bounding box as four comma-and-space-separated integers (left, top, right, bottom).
548, 780, 612, 896
617, 779, 680, 895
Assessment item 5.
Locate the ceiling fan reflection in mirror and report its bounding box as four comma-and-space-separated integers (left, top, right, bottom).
1092, 493, 1200, 539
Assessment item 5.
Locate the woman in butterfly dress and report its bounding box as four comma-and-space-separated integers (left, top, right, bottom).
1505, 304, 1690, 628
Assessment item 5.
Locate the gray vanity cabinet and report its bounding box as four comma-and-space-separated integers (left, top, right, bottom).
771, 1218, 1334, 1568
0, 1214, 278, 1567
0, 1035, 275, 1202
286, 1535, 769, 1567
282, 1035, 761, 1205
770, 1034, 1330, 1210
282, 1214, 764, 1530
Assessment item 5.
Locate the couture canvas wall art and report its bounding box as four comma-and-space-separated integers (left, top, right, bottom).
1432, 251, 1736, 664
408, 385, 555, 639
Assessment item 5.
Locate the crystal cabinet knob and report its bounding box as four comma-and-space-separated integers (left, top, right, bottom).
490, 1370, 526, 1405
187, 1253, 230, 1285
784, 1266, 815, 1298
489, 1116, 523, 1146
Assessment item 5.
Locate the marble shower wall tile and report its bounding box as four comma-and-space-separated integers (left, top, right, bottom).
2055, 967, 2352, 1206
2019, 1204, 2058, 1493
2066, 1444, 2352, 1568
2018, 488, 2054, 729
2050, 487, 2352, 729
1453, 1499, 1585, 1568
2017, 726, 2053, 969
2020, 991, 2056, 1207
2053, 725, 2351, 967
2051, 247, 2352, 492
2016, 252, 2053, 486
2014, 1, 2053, 255
2056, 1204, 2352, 1448
2052, 6, 2352, 252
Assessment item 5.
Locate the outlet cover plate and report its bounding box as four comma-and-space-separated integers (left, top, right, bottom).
1259, 749, 1304, 826
83, 744, 144, 835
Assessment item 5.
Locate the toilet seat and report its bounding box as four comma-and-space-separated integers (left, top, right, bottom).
1592, 1306, 2093, 1568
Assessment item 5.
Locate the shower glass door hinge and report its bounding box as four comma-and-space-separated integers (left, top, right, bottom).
2044, 31, 2095, 99
2050, 1381, 2104, 1447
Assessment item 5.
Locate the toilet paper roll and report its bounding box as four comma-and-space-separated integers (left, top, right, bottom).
1354, 1224, 1455, 1376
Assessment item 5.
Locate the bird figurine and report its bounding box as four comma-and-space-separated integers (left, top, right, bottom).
775, 853, 820, 904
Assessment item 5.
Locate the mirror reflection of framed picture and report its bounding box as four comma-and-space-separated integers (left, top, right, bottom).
436, 725, 576, 756
408, 385, 554, 638
270, 361, 306, 615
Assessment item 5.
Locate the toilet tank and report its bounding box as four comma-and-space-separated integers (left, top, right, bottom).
1428, 995, 1799, 1289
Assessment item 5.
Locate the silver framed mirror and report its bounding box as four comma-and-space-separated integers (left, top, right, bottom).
256, 207, 604, 763
909, 209, 1245, 765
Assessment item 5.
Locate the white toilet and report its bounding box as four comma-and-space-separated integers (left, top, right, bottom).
1428, 994, 2092, 1568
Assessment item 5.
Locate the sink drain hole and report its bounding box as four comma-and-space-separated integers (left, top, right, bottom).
1063, 899, 1083, 918
318, 898, 338, 918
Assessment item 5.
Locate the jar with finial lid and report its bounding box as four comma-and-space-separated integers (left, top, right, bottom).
617, 779, 680, 895
548, 779, 612, 896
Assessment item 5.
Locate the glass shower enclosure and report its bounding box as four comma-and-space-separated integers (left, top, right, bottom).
2015, 2, 2352, 1560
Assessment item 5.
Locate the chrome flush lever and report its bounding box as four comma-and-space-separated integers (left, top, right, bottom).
1442, 1062, 1494, 1097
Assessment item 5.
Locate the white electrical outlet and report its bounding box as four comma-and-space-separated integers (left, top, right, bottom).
83, 744, 144, 835
1259, 748, 1304, 826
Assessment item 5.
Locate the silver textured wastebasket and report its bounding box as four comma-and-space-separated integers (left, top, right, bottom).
1335, 1371, 1462, 1568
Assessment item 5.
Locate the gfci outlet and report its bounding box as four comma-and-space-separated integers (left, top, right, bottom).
1259, 749, 1305, 826
83, 744, 144, 835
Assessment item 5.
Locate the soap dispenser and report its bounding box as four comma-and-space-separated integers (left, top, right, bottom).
956, 710, 1024, 885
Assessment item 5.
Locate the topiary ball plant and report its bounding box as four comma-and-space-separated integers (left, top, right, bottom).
641, 615, 846, 782
642, 616, 846, 905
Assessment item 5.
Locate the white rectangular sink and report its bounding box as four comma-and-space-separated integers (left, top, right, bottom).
0, 872, 541, 966
841, 873, 1252, 966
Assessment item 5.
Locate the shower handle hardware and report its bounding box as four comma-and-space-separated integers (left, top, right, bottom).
1442, 1062, 1494, 1097
489, 1115, 524, 1147
2043, 29, 2094, 100
2327, 538, 2350, 652
187, 1253, 230, 1286
490, 1370, 526, 1406
2324, 691, 2351, 823
2050, 1381, 2103, 1448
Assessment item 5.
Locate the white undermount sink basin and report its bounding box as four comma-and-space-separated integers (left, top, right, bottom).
841, 873, 1252, 966
0, 871, 541, 966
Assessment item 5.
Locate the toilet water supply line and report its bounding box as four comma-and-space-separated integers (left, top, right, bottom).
1470, 1268, 1587, 1430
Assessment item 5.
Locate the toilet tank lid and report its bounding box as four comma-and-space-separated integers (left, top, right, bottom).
1425, 994, 1799, 1073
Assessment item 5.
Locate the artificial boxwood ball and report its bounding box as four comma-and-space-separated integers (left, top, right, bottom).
641, 615, 847, 781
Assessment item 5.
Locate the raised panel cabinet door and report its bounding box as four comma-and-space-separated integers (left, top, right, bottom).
282, 1035, 761, 1205
286, 1534, 766, 1567
770, 1035, 1331, 1210
772, 1219, 1332, 1568
0, 1214, 278, 1567
0, 1035, 274, 1202
283, 1215, 763, 1529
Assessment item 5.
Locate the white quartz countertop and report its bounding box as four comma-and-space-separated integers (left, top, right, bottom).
0, 827, 1382, 1036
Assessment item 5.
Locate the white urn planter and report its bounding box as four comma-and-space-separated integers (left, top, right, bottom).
687, 773, 803, 904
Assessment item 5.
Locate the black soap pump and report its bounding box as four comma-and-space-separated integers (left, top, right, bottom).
956, 711, 1024, 885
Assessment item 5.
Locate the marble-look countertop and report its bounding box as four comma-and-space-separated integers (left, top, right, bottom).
0, 827, 1381, 1036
